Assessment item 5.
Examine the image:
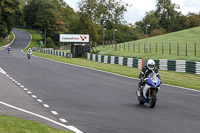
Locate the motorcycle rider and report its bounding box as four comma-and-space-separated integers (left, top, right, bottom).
7, 46, 11, 53
138, 59, 161, 96
27, 48, 32, 58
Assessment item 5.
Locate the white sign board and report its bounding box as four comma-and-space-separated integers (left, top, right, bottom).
60, 34, 89, 42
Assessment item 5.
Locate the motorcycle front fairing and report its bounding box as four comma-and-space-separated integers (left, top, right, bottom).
143, 73, 161, 99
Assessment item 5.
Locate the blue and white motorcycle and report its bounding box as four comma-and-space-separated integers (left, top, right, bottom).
136, 72, 161, 108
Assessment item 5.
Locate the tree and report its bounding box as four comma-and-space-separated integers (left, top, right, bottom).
184, 13, 200, 28
77, 0, 129, 42
0, 0, 21, 38
24, 0, 67, 36
155, 0, 180, 32
135, 11, 160, 34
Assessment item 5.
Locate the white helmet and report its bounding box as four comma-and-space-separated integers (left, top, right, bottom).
147, 59, 155, 70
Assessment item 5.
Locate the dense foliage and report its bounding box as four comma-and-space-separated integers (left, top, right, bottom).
0, 0, 200, 47
0, 0, 21, 38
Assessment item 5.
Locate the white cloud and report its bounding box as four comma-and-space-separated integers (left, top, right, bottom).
64, 0, 79, 10
123, 0, 156, 24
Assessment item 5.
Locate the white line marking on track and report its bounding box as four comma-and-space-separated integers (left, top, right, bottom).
6, 74, 9, 77
67, 126, 83, 133
24, 88, 28, 91
51, 111, 58, 115
0, 67, 6, 74
20, 86, 24, 88
31, 95, 37, 98
0, 101, 83, 133
43, 104, 49, 108
37, 99, 43, 102
60, 118, 67, 123
27, 91, 32, 94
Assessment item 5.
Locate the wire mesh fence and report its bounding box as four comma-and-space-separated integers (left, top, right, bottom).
108, 42, 200, 57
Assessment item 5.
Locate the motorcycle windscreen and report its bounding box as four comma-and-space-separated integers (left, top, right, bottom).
147, 72, 157, 87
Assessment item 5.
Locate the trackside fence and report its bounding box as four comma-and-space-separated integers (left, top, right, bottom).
86, 53, 200, 75
87, 53, 145, 69
39, 48, 72, 58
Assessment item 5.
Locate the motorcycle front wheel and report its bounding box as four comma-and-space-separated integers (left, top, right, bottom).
149, 90, 157, 108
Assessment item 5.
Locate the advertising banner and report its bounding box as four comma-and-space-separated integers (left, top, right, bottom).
60, 34, 89, 42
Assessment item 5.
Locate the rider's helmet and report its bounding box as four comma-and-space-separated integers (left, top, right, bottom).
28, 48, 31, 50
147, 59, 155, 70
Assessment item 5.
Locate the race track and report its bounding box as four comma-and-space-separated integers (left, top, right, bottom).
0, 29, 200, 133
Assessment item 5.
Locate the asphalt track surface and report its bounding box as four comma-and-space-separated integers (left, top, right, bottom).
0, 29, 200, 133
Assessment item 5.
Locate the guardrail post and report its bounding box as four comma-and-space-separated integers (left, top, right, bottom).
139, 43, 140, 53
186, 43, 187, 56
156, 43, 157, 54
177, 43, 179, 56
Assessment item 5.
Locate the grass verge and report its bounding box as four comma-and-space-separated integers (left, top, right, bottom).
0, 32, 14, 48
0, 115, 72, 133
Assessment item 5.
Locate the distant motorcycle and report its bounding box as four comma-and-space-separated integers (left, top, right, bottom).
7, 47, 11, 53
136, 71, 161, 108
27, 51, 31, 59
27, 48, 32, 59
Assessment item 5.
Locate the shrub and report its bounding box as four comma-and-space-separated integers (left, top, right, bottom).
150, 28, 166, 37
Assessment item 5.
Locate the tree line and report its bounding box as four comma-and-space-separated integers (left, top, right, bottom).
135, 0, 200, 37
0, 0, 200, 48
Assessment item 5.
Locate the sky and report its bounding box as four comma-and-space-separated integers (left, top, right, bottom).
64, 0, 200, 24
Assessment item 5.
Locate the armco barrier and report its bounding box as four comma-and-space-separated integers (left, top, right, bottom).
86, 53, 200, 75
87, 53, 144, 69
40, 48, 72, 58
196, 62, 200, 75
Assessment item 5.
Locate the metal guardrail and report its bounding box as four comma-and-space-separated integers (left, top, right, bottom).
87, 53, 200, 75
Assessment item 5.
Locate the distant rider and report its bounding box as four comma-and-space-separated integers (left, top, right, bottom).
27, 48, 32, 56
138, 59, 161, 95
7, 46, 11, 53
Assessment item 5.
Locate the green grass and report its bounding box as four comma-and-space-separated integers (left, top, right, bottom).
97, 26, 200, 61
0, 32, 14, 47
0, 115, 72, 133
58, 50, 71, 53
33, 52, 200, 91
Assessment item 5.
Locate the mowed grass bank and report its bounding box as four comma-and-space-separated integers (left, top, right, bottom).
0, 115, 72, 133
97, 26, 200, 61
